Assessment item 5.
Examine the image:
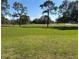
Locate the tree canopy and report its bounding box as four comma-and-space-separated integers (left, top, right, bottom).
40, 0, 57, 27
1, 0, 10, 16
58, 0, 78, 23
12, 1, 27, 26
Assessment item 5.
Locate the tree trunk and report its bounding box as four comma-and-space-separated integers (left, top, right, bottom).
47, 10, 49, 27
19, 15, 21, 27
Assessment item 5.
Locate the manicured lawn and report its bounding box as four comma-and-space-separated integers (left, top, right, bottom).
1, 24, 78, 59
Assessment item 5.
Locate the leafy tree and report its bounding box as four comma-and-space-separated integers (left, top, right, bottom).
13, 1, 27, 26
56, 17, 74, 23
59, 0, 69, 16
32, 18, 39, 24
32, 15, 53, 24
58, 0, 78, 23
69, 0, 78, 23
1, 16, 9, 24
39, 15, 53, 24
1, 0, 10, 25
40, 0, 57, 27
1, 0, 10, 16
19, 15, 30, 24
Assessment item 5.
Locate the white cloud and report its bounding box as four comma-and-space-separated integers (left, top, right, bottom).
5, 15, 19, 20
50, 14, 59, 22
5, 15, 12, 20
30, 14, 42, 21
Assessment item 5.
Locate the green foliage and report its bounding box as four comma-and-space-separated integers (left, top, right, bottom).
1, 16, 9, 24
40, 0, 57, 27
58, 0, 78, 23
1, 0, 10, 16
19, 15, 30, 24
32, 15, 53, 24
13, 1, 27, 26
13, 1, 27, 16
40, 0, 57, 14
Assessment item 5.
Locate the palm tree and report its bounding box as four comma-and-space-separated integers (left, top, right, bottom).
40, 0, 57, 27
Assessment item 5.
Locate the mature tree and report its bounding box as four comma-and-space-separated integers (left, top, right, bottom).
13, 1, 27, 26
32, 18, 39, 24
9, 20, 17, 25
19, 15, 30, 24
40, 0, 57, 27
39, 15, 53, 24
1, 0, 10, 16
58, 0, 78, 23
59, 0, 69, 16
1, 0, 10, 25
1, 16, 9, 24
69, 0, 78, 23
32, 15, 53, 24
56, 17, 75, 23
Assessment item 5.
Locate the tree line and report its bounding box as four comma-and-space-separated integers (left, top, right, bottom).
1, 0, 78, 27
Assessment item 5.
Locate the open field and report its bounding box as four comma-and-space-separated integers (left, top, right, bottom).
1, 24, 78, 59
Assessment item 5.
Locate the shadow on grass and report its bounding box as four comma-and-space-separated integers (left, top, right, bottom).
22, 26, 78, 30
2, 25, 78, 30
51, 26, 78, 30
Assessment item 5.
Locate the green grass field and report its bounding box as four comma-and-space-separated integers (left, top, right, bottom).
1, 24, 78, 59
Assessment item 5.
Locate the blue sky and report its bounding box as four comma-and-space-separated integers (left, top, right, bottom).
7, 0, 74, 21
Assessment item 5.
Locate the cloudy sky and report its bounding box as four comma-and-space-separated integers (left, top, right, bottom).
6, 0, 75, 21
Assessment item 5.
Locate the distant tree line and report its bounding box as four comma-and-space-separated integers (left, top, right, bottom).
1, 15, 54, 24
1, 15, 30, 25
32, 15, 54, 24
1, 0, 78, 26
